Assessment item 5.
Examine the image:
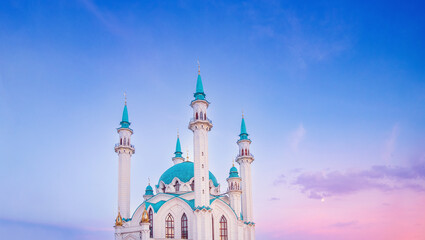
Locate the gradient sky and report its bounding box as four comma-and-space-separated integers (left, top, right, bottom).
1, 0, 424, 239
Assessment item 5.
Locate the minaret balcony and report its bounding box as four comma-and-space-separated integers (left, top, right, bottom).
237, 153, 254, 158
236, 153, 254, 163
114, 143, 135, 153
189, 117, 213, 124
188, 117, 213, 130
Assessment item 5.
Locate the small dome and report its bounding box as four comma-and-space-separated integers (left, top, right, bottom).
157, 161, 219, 187
145, 184, 154, 195
229, 166, 239, 178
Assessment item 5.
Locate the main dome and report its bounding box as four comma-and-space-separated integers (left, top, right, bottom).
157, 161, 219, 187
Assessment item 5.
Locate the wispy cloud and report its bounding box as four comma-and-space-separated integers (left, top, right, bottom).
0, 218, 112, 240
383, 124, 400, 163
273, 174, 285, 185
277, 157, 425, 199
330, 220, 358, 228
78, 0, 127, 36
290, 124, 306, 151
269, 197, 280, 201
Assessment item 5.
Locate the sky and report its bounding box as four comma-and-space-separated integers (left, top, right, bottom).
0, 0, 424, 239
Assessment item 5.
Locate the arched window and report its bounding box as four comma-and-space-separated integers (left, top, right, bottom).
190, 181, 195, 191
165, 213, 174, 238
162, 185, 166, 193
174, 181, 180, 192
196, 112, 198, 120
120, 138, 122, 145
245, 149, 248, 155
219, 216, 228, 240
204, 113, 206, 120
200, 111, 204, 120
149, 208, 154, 238
124, 138, 127, 146
181, 213, 188, 239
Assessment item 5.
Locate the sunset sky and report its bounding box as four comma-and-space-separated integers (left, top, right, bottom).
0, 0, 424, 239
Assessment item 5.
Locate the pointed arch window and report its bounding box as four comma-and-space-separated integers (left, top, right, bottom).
204, 113, 206, 120
181, 213, 188, 239
200, 111, 204, 120
196, 112, 199, 120
120, 138, 122, 145
219, 215, 228, 240
174, 181, 180, 192
149, 208, 154, 238
245, 149, 248, 155
165, 213, 174, 238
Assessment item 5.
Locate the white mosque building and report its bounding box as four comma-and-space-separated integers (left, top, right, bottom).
113, 68, 255, 240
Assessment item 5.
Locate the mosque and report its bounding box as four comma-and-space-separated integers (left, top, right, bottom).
113, 68, 255, 240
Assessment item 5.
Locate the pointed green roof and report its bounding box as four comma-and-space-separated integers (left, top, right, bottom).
239, 116, 249, 140
194, 74, 206, 100
174, 135, 183, 158
120, 104, 131, 128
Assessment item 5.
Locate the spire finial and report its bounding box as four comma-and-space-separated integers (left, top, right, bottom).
124, 92, 127, 105
197, 59, 200, 75
242, 109, 244, 118
232, 158, 235, 167
186, 148, 189, 162
148, 177, 150, 185
177, 128, 179, 137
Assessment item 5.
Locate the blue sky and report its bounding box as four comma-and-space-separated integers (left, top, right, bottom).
0, 0, 424, 239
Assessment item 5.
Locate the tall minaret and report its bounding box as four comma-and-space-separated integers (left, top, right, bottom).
236, 115, 254, 225
188, 64, 213, 239
114, 96, 135, 220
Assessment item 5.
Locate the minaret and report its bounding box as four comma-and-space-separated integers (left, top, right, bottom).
172, 133, 184, 165
188, 64, 213, 239
227, 162, 242, 219
236, 115, 254, 224
114, 96, 135, 220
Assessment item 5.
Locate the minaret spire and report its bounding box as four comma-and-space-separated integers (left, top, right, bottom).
120, 93, 130, 128
239, 113, 249, 140
172, 132, 184, 164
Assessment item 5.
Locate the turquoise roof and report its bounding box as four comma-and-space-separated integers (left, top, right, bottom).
145, 184, 154, 195
194, 74, 206, 100
239, 117, 249, 140
157, 161, 219, 187
120, 104, 131, 128
174, 136, 183, 158
131, 193, 238, 220
229, 166, 239, 178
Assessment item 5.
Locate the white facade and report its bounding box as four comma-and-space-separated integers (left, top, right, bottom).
114, 71, 255, 240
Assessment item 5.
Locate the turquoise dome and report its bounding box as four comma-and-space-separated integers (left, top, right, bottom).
229, 166, 239, 178
145, 184, 154, 195
157, 161, 219, 187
